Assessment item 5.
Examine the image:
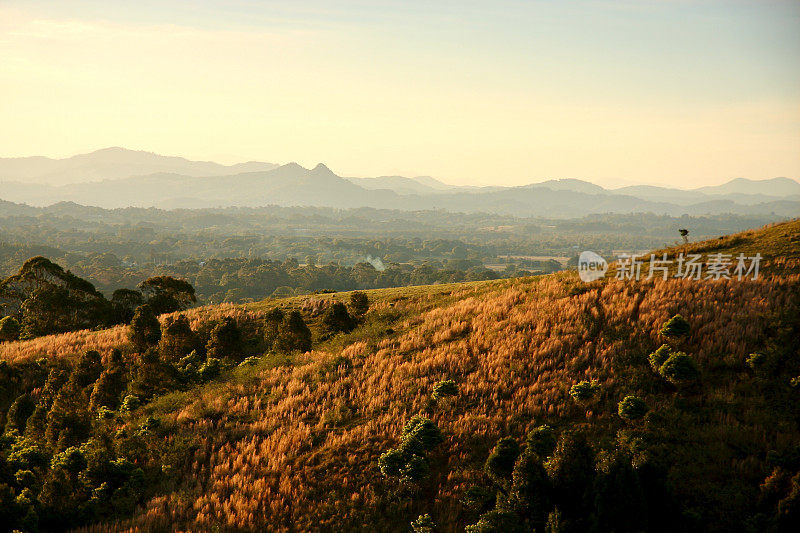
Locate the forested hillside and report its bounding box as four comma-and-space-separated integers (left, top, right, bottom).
0, 220, 798, 532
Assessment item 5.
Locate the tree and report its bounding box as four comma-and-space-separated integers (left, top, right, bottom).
505, 448, 552, 531
263, 308, 284, 350
273, 311, 312, 353
349, 291, 370, 317
110, 289, 144, 324
432, 379, 459, 400
660, 315, 690, 338
466, 510, 523, 533
618, 396, 648, 421
128, 305, 161, 352
138, 276, 196, 315
591, 452, 647, 533
569, 380, 600, 403
411, 513, 436, 533
45, 377, 92, 451
72, 350, 104, 388
658, 352, 699, 384
321, 302, 355, 335
0, 316, 21, 342
89, 350, 127, 411
648, 344, 672, 372
206, 317, 243, 361
485, 437, 520, 490
4, 393, 36, 434
158, 314, 199, 362
0, 256, 112, 338
526, 425, 557, 459
545, 431, 595, 529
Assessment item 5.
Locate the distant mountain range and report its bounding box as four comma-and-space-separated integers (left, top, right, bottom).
0, 147, 278, 185
1, 147, 798, 218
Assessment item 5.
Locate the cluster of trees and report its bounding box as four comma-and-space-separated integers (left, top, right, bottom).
0, 352, 162, 530
0, 257, 196, 340
0, 287, 370, 531
464, 426, 679, 533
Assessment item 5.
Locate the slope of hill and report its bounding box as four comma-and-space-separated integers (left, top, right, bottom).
0, 221, 798, 532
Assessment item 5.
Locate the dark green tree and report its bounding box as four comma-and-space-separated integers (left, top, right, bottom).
505, 447, 552, 531
321, 302, 355, 335
89, 350, 127, 411
617, 396, 648, 421
466, 509, 523, 533
274, 311, 312, 353
158, 314, 199, 362
546, 431, 596, 531
0, 316, 21, 342
4, 393, 36, 434
658, 352, 700, 385
349, 291, 370, 317
206, 317, 243, 361
138, 276, 196, 315
128, 305, 161, 352
263, 308, 284, 350
485, 437, 520, 491
526, 425, 557, 459
591, 452, 647, 533
660, 314, 690, 338
111, 288, 144, 324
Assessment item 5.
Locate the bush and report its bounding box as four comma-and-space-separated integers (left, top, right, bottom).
569, 380, 600, 403
746, 352, 767, 371
411, 513, 436, 533
432, 379, 458, 400
321, 302, 355, 335
466, 510, 523, 533
0, 316, 21, 342
660, 314, 690, 338
485, 437, 520, 487
648, 344, 672, 371
526, 425, 557, 458
128, 305, 161, 352
120, 395, 141, 412
349, 291, 370, 316
658, 352, 700, 384
206, 317, 243, 361
263, 308, 284, 349
199, 358, 221, 381
274, 311, 312, 353
617, 396, 648, 421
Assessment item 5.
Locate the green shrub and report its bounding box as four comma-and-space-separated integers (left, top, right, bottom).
569, 380, 600, 402
0, 316, 21, 342
321, 302, 355, 335
648, 344, 672, 371
617, 396, 648, 421
199, 358, 221, 381
526, 425, 557, 458
485, 437, 520, 486
432, 379, 458, 400
349, 291, 370, 317
120, 395, 141, 412
466, 510, 523, 533
658, 352, 699, 384
660, 314, 690, 338
411, 513, 436, 533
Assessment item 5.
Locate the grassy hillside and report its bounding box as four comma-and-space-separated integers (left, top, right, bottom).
0, 220, 799, 532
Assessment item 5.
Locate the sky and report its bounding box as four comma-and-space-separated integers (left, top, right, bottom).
0, 0, 798, 188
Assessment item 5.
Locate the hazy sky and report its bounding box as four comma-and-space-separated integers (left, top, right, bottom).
1, 1, 798, 187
